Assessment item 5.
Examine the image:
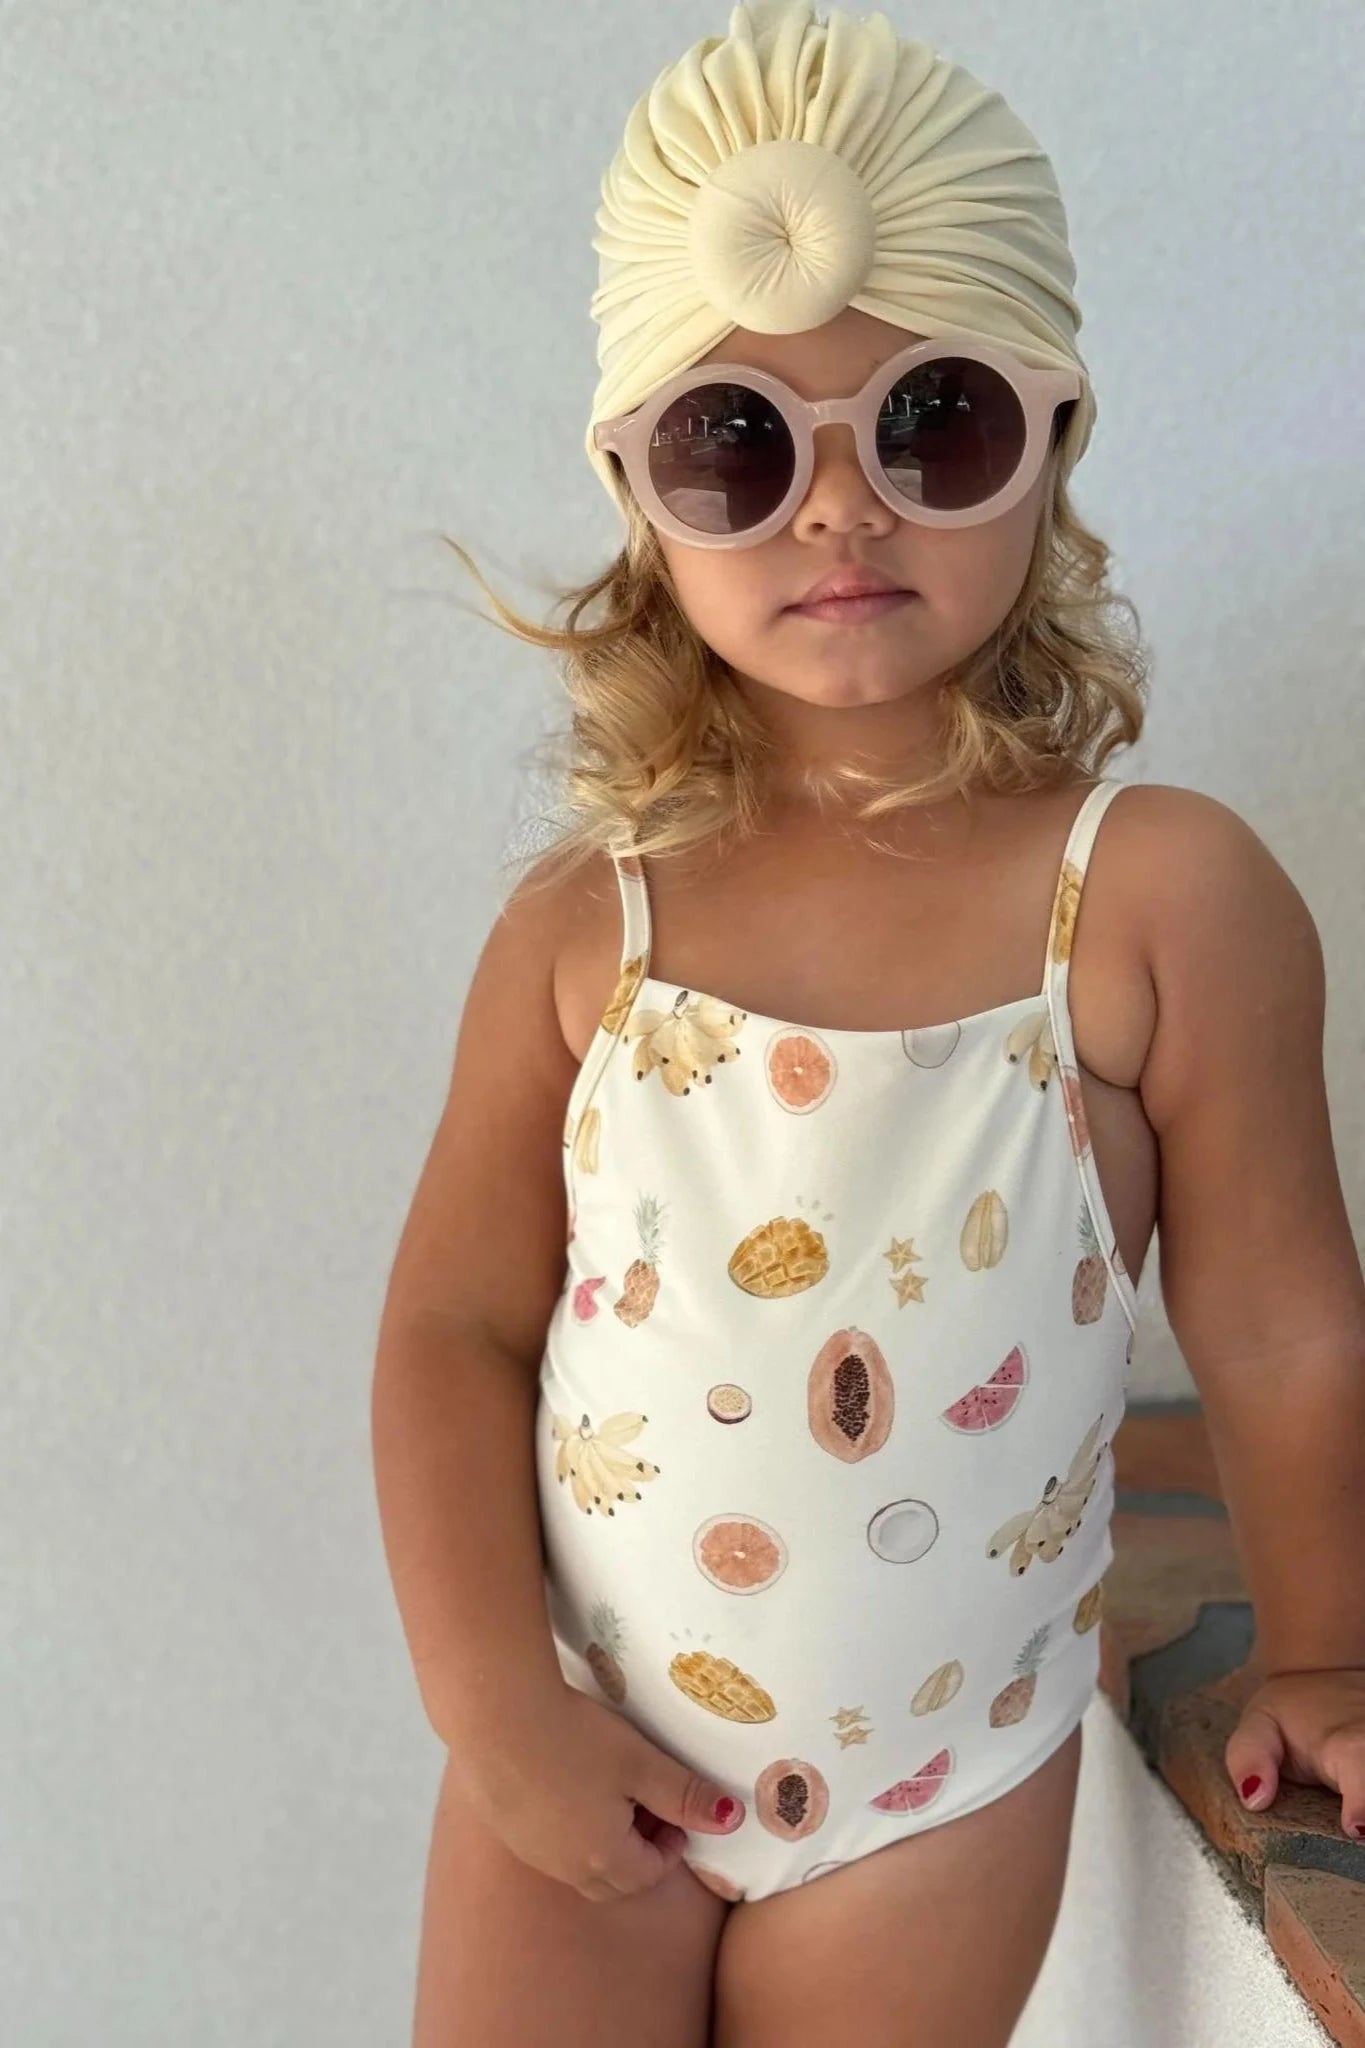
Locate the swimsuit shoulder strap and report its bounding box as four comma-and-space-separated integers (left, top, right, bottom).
1039, 774, 1129, 1077
607, 821, 653, 979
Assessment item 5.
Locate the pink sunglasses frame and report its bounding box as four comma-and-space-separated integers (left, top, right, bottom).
592, 328, 1082, 547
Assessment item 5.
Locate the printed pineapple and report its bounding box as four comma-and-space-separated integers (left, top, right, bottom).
989, 1623, 1051, 1726
615, 1191, 666, 1325
669, 1649, 777, 1722
585, 1599, 628, 1704
1072, 1200, 1107, 1324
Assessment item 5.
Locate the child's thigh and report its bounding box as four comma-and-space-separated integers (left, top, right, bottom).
712, 1720, 1083, 2048
411, 1754, 729, 2048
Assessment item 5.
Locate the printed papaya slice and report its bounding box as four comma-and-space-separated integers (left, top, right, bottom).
755, 1758, 829, 1840
807, 1326, 894, 1461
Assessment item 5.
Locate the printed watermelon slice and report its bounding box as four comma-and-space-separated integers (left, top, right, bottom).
572, 1276, 606, 1321
869, 1747, 953, 1813
939, 1344, 1027, 1432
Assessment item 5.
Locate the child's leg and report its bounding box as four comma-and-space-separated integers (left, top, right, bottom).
411, 1751, 729, 2048
711, 1720, 1083, 2048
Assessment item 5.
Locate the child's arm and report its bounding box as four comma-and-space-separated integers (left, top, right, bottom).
371, 860, 579, 1756
1134, 785, 1365, 1834
370, 855, 743, 1895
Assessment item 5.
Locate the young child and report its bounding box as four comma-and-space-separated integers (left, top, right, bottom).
372, 6, 1365, 2043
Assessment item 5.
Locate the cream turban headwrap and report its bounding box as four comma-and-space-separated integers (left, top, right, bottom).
586, 0, 1093, 513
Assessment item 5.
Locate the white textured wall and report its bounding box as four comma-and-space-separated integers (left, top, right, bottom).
1016, 1694, 1333, 2048
3, 3, 1359, 2041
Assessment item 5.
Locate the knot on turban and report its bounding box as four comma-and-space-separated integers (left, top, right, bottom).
585, 0, 1094, 512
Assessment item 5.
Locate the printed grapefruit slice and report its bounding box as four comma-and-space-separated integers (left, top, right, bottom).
765, 1027, 836, 1113
939, 1344, 1027, 1433
693, 1513, 788, 1594
869, 1747, 953, 1813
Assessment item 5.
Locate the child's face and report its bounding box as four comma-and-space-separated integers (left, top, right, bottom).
655, 305, 1053, 723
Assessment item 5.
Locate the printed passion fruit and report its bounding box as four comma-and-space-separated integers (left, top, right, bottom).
754, 1758, 830, 1840
807, 1327, 894, 1461
706, 1382, 753, 1424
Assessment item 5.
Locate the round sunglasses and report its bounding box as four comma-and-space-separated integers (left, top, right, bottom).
593, 330, 1081, 548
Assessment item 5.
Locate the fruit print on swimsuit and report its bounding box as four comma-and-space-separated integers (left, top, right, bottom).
884, 1232, 927, 1306
667, 1641, 778, 1721
624, 988, 746, 1094
614, 1191, 666, 1325
912, 1661, 964, 1715
764, 1026, 836, 1112
831, 1703, 874, 1746
571, 1274, 606, 1320
585, 1598, 629, 1703
754, 1758, 830, 1840
960, 1189, 1009, 1270
600, 952, 646, 1035
867, 1497, 940, 1563
985, 1413, 1108, 1573
728, 1198, 833, 1297
940, 1343, 1028, 1432
570, 1104, 601, 1173
902, 1018, 961, 1067
1003, 1006, 1057, 1087
1073, 1579, 1105, 1634
551, 1409, 661, 1516
807, 1326, 894, 1461
1072, 1200, 1108, 1323
693, 1512, 788, 1594
989, 1623, 1051, 1725
869, 1747, 954, 1815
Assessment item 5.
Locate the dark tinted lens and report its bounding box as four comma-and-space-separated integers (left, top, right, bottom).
646, 382, 795, 535
875, 357, 1026, 510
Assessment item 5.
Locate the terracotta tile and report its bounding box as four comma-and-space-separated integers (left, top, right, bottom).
1264, 1867, 1365, 2048
1101, 1440, 1365, 2043
1158, 1686, 1365, 1891
1111, 1405, 1225, 1502
1099, 1511, 1248, 1711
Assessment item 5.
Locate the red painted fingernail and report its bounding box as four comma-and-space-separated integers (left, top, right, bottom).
713, 1796, 737, 1824
1350, 1821, 1365, 1839
1240, 1776, 1262, 1801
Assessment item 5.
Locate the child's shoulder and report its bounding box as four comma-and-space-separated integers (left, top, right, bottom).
494, 836, 630, 1065
1100, 778, 1323, 1029
1102, 779, 1312, 921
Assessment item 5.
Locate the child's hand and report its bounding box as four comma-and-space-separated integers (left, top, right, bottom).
1226, 1667, 1365, 1838
457, 1682, 747, 1900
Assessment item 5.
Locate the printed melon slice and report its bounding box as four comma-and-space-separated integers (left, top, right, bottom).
869, 1747, 953, 1813
939, 1344, 1027, 1432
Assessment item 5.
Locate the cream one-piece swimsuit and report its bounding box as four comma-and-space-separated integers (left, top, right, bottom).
536, 777, 1139, 1903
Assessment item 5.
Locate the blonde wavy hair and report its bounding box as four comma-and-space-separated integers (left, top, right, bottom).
442, 409, 1149, 887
